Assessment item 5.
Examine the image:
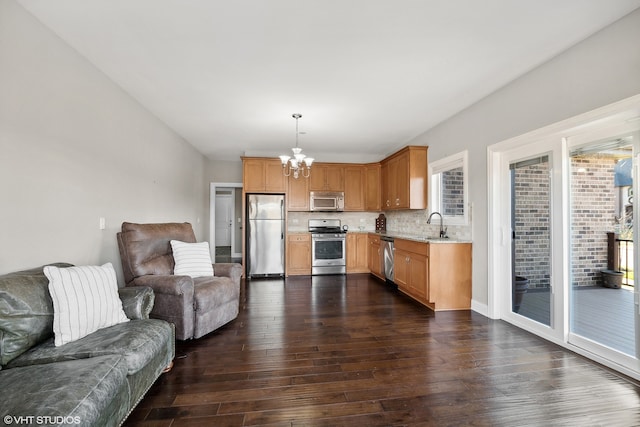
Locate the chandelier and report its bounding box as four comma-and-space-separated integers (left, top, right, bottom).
279, 113, 313, 179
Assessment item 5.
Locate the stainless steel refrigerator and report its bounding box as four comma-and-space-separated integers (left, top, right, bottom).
246, 194, 285, 278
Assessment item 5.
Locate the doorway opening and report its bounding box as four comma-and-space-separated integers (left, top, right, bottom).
210, 182, 242, 263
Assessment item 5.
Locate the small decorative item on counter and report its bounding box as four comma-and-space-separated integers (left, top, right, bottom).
375, 214, 386, 233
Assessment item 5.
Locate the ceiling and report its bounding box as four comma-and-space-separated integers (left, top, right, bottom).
17, 0, 640, 162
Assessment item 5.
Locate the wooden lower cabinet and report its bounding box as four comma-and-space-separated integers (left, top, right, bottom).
286, 233, 311, 276
346, 233, 369, 273
429, 242, 472, 310
367, 234, 383, 279
394, 239, 428, 301
393, 238, 471, 311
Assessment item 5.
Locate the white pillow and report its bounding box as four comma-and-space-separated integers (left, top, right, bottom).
170, 240, 214, 278
44, 263, 129, 347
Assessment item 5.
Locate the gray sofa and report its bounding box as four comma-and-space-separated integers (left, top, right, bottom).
0, 263, 174, 427
117, 222, 242, 340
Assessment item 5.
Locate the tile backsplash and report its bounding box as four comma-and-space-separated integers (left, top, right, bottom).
288, 211, 380, 232
288, 210, 472, 241
384, 210, 471, 241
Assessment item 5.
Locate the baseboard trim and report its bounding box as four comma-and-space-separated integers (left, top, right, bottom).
471, 299, 489, 317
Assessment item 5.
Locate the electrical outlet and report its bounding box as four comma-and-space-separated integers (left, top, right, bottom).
99, 217, 106, 230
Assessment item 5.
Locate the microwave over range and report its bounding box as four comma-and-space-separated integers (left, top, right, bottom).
309, 191, 344, 212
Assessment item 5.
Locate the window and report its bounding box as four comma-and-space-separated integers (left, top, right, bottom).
430, 150, 468, 225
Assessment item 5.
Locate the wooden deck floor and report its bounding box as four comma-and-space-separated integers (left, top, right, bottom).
125, 275, 640, 426
518, 286, 635, 355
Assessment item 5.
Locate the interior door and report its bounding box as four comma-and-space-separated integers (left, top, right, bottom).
215, 194, 233, 247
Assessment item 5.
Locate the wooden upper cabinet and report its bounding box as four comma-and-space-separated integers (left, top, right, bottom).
243, 158, 265, 193
344, 166, 364, 211
287, 174, 309, 211
243, 157, 286, 193
265, 160, 287, 192
381, 146, 427, 210
381, 161, 389, 210
386, 155, 401, 208
364, 163, 381, 211
309, 163, 344, 191
393, 150, 410, 209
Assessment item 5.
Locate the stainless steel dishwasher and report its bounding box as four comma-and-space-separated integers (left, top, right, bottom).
380, 236, 395, 283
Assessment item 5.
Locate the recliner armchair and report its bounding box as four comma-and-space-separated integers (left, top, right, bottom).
117, 222, 241, 340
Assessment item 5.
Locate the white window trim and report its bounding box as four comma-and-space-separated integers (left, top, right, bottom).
429, 150, 469, 226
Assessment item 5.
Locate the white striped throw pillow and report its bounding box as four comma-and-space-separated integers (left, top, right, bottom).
44, 263, 129, 346
170, 240, 214, 278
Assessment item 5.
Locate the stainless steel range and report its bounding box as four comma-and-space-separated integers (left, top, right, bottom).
308, 219, 346, 275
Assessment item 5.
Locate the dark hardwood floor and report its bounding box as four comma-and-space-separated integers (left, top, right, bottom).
125, 274, 640, 426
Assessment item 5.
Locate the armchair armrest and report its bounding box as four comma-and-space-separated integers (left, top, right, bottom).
131, 274, 194, 297
213, 263, 242, 284
118, 286, 155, 319
128, 275, 196, 340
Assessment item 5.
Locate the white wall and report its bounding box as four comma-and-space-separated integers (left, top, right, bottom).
409, 8, 640, 309
0, 1, 207, 280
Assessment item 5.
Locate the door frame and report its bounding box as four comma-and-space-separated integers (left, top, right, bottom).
492, 139, 564, 343
565, 126, 640, 372
210, 182, 243, 259
487, 93, 640, 380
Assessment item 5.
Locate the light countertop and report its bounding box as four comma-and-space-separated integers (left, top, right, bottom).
368, 231, 471, 244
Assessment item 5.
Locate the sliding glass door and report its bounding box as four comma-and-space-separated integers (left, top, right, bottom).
568, 132, 639, 363
489, 97, 640, 379
510, 156, 552, 326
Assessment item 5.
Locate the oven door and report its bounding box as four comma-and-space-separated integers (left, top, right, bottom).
311, 234, 346, 267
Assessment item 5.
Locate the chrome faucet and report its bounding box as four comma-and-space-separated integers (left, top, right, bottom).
427, 211, 447, 238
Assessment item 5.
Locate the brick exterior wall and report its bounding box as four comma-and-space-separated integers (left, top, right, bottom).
441, 167, 464, 217
570, 155, 617, 287
513, 162, 551, 289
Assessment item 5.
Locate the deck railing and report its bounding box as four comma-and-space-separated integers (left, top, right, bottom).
607, 232, 634, 287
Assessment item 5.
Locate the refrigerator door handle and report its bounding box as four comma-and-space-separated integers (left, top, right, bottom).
281, 199, 285, 240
